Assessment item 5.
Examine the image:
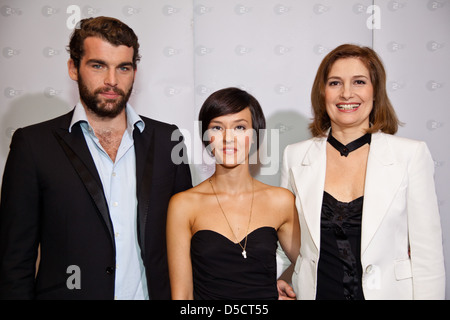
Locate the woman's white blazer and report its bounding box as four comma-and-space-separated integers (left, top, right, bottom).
279, 131, 445, 300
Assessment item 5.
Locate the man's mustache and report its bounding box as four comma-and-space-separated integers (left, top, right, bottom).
95, 87, 125, 96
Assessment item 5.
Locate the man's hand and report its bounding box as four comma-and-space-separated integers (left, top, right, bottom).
277, 279, 296, 300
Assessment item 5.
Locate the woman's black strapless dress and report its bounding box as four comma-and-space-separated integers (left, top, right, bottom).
191, 226, 278, 300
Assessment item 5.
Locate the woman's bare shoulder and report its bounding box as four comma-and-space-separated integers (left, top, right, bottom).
257, 181, 294, 202
170, 179, 212, 207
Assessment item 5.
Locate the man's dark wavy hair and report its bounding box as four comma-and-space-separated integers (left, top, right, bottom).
67, 16, 141, 69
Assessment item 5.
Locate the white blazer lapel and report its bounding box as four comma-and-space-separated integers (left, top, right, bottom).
361, 132, 406, 255
290, 137, 327, 250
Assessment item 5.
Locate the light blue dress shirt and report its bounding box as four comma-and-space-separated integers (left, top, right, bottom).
69, 102, 148, 300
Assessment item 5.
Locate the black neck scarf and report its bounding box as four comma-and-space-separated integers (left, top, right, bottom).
327, 130, 371, 157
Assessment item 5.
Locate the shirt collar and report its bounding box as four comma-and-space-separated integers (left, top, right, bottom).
69, 101, 145, 133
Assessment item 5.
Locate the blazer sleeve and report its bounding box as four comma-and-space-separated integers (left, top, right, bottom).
276, 145, 294, 278
170, 125, 192, 193
0, 128, 40, 299
407, 141, 445, 299
280, 145, 292, 192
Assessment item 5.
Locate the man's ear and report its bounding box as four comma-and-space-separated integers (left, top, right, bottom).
67, 59, 78, 81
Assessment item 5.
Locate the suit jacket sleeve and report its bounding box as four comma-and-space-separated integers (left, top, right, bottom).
0, 128, 40, 299
276, 145, 295, 278
407, 142, 445, 299
171, 125, 192, 194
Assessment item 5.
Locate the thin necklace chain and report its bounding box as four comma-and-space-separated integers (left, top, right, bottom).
209, 177, 254, 258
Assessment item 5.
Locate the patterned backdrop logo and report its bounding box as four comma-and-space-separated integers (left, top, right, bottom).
195, 45, 213, 56
426, 80, 444, 91
4, 87, 22, 99
164, 86, 181, 97
194, 4, 213, 15
427, 0, 447, 11
234, 4, 252, 15
235, 45, 252, 56
426, 41, 445, 52
426, 119, 444, 131
387, 41, 406, 52
41, 5, 60, 17
274, 84, 291, 95
273, 122, 293, 134
387, 1, 407, 11
313, 3, 330, 15
163, 47, 182, 57
2, 47, 20, 58
0, 5, 22, 16
388, 81, 406, 92
353, 3, 369, 14
273, 4, 292, 15
274, 45, 293, 56
44, 87, 63, 98
313, 44, 331, 55
162, 5, 181, 16
195, 85, 213, 96
82, 5, 101, 17
122, 5, 141, 17
42, 47, 61, 58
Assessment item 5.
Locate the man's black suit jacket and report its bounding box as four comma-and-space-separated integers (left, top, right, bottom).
0, 110, 192, 299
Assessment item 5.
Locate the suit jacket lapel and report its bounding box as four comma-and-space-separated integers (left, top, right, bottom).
53, 112, 115, 247
361, 132, 405, 255
133, 122, 155, 253
291, 137, 327, 250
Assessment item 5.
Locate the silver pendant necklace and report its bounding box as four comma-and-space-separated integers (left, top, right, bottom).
209, 177, 254, 259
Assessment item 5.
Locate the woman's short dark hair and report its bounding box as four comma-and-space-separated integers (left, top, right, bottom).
67, 16, 141, 70
198, 87, 266, 151
309, 43, 401, 137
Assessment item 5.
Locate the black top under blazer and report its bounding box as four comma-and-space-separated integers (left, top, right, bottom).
0, 110, 192, 299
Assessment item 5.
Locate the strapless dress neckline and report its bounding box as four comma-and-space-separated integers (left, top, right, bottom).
191, 226, 279, 300
193, 226, 276, 244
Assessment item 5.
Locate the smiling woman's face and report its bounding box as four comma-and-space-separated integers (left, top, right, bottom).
325, 57, 374, 132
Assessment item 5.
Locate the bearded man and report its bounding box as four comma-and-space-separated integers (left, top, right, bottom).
0, 16, 192, 300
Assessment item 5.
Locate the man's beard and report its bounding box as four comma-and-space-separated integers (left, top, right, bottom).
78, 74, 133, 119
